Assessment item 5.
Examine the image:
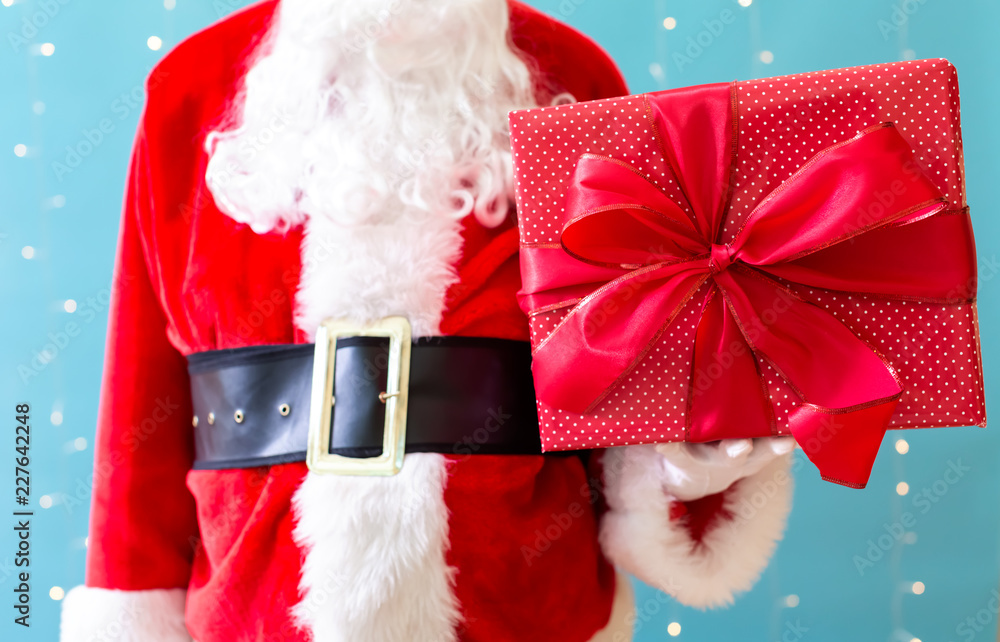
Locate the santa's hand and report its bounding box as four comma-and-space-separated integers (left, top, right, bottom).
654, 437, 795, 501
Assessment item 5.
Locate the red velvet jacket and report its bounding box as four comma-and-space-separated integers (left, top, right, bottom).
62, 2, 793, 641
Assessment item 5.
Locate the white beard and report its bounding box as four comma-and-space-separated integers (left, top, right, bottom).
205, 0, 540, 337
204, 0, 537, 238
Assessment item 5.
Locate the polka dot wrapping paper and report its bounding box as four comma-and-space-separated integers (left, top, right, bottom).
510, 59, 985, 456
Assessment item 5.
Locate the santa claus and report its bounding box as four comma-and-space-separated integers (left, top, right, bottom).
61, 0, 796, 640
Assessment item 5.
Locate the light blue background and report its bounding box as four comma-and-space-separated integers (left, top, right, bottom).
2, 1, 998, 640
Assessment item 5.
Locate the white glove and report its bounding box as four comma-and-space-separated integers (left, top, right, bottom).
654, 437, 796, 501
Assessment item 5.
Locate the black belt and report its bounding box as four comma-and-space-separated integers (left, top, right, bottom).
187, 335, 542, 470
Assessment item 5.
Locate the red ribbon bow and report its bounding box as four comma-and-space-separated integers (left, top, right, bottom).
518, 83, 976, 488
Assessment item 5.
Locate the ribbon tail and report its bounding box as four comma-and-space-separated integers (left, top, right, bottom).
714, 267, 903, 489
687, 288, 773, 441
788, 399, 898, 488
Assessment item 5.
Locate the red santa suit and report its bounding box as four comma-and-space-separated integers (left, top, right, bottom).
60, 1, 795, 641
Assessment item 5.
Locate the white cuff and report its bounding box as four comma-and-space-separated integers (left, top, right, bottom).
599, 445, 794, 609
60, 586, 191, 642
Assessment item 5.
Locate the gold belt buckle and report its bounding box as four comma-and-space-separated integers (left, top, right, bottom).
306, 316, 411, 476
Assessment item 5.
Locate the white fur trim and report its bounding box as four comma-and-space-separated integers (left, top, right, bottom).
293, 164, 466, 341
289, 133, 465, 642
586, 571, 636, 642
292, 454, 460, 642
599, 446, 794, 609
59, 586, 191, 642
288, 34, 469, 633
288, 100, 465, 639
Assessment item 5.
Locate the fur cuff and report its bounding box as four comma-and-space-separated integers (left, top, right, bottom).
599, 445, 794, 609
60, 586, 191, 642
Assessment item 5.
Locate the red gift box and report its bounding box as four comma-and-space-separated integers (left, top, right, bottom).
509, 59, 986, 488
